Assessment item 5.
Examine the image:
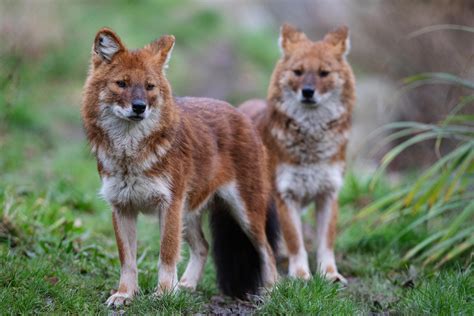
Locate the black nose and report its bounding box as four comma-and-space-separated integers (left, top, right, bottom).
132, 100, 147, 114
302, 87, 315, 99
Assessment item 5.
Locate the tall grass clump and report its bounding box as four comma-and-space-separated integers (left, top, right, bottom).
357, 71, 473, 268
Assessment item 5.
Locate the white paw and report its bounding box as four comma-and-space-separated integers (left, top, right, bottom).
106, 292, 133, 308
324, 271, 348, 285
289, 266, 311, 280
263, 269, 279, 288
178, 278, 197, 291
154, 282, 178, 297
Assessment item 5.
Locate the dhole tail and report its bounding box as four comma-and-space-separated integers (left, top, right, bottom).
210, 196, 279, 299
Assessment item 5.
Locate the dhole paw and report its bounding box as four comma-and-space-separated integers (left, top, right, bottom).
178, 278, 197, 291
106, 292, 133, 308
289, 267, 311, 280
154, 282, 178, 297
324, 271, 348, 285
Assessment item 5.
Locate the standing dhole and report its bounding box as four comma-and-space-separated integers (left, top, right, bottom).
81, 28, 279, 307
240, 24, 355, 283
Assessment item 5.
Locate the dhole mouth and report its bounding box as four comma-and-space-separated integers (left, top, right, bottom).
301, 99, 317, 105
127, 115, 145, 121
300, 98, 319, 107
110, 104, 148, 122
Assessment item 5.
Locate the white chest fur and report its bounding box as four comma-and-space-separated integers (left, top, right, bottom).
100, 172, 172, 213
276, 162, 344, 206
272, 95, 348, 163
96, 144, 171, 213
95, 104, 171, 212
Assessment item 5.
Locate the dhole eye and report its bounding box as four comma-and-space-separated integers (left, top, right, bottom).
293, 69, 303, 76
146, 83, 155, 91
319, 70, 330, 77
116, 80, 127, 88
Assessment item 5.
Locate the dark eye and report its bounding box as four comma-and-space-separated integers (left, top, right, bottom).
116, 80, 126, 88
293, 69, 303, 76
319, 70, 330, 77
146, 83, 155, 91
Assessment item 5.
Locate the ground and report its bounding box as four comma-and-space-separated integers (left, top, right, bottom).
1, 149, 472, 314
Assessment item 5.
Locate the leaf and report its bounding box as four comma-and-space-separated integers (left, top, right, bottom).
435, 236, 474, 268
403, 230, 445, 262
442, 200, 474, 242
389, 200, 466, 246
404, 143, 471, 205
371, 132, 441, 188
402, 72, 474, 90
355, 188, 409, 220
422, 226, 474, 266
406, 24, 474, 39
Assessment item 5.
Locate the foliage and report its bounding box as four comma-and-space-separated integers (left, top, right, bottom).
358, 72, 474, 268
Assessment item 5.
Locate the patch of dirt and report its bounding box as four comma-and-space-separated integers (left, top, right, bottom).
202, 295, 260, 315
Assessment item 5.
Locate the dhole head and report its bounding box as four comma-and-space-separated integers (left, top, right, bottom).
88, 28, 175, 122
273, 23, 351, 106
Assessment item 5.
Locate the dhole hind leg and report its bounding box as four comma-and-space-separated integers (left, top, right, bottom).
276, 195, 311, 280
106, 210, 139, 307
315, 192, 347, 284
258, 238, 279, 288
179, 212, 208, 290
244, 218, 279, 289
219, 182, 278, 289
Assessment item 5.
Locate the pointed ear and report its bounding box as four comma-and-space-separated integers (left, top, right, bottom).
279, 23, 308, 56
147, 35, 175, 70
324, 26, 350, 58
93, 28, 126, 63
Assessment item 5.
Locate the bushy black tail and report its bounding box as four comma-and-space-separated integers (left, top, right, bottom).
210, 196, 280, 299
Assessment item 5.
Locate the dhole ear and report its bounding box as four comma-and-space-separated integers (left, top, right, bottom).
324, 26, 350, 58
279, 23, 308, 56
93, 28, 126, 63
147, 35, 175, 70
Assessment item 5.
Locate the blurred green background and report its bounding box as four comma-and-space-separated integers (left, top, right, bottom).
0, 1, 472, 314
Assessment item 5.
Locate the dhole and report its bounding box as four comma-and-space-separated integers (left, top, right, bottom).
81, 28, 279, 307
240, 24, 355, 283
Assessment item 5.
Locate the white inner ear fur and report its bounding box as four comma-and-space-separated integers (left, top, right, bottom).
96, 34, 120, 61
162, 42, 175, 70
343, 34, 351, 57
278, 32, 285, 56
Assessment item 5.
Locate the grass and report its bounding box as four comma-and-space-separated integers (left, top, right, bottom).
258, 278, 360, 315
2, 171, 472, 314
397, 269, 473, 315
1, 1, 473, 314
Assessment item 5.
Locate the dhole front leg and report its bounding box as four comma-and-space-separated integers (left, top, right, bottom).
315, 192, 346, 284
179, 212, 208, 290
106, 209, 138, 307
156, 197, 183, 295
276, 195, 311, 280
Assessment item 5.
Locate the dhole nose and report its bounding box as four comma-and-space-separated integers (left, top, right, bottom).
302, 87, 315, 99
132, 100, 147, 114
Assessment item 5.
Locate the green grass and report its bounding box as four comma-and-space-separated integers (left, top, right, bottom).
396, 269, 474, 315
1, 1, 473, 314
2, 172, 472, 314
257, 278, 361, 315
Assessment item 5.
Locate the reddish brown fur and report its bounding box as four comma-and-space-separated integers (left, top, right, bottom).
275, 195, 299, 254
112, 212, 126, 265
240, 24, 355, 282
328, 200, 339, 249
82, 28, 276, 304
